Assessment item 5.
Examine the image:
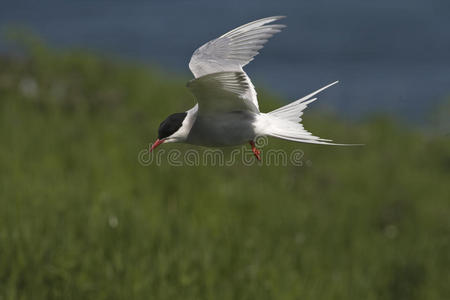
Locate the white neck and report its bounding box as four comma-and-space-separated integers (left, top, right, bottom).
167, 104, 198, 143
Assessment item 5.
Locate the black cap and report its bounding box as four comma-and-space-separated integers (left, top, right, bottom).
158, 112, 187, 139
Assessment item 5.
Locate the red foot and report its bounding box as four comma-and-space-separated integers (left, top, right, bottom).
249, 140, 261, 161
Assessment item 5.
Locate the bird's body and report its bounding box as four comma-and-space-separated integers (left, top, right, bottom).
187, 109, 257, 147
150, 16, 354, 160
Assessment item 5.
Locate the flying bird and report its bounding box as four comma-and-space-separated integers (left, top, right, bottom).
150, 16, 348, 161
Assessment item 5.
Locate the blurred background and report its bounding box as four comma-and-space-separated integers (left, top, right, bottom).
2, 0, 450, 123
0, 1, 449, 299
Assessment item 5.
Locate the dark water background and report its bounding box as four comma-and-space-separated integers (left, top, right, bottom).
1, 0, 449, 124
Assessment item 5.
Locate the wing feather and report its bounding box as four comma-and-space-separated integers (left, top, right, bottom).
188, 16, 286, 112
189, 16, 285, 77
187, 71, 259, 113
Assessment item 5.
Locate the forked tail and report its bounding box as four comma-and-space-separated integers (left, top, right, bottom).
265, 81, 358, 145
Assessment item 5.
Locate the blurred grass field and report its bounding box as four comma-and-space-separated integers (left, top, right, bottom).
0, 38, 449, 300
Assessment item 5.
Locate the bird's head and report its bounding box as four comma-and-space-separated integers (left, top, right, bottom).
150, 112, 189, 152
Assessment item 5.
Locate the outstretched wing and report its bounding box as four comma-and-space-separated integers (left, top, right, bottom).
189, 16, 286, 77
187, 71, 258, 113
188, 16, 286, 111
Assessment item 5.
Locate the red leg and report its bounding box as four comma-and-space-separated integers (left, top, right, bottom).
249, 140, 261, 161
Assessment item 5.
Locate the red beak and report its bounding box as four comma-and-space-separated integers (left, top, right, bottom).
150, 139, 165, 152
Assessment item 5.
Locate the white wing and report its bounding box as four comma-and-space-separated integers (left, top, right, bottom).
187, 71, 258, 113
188, 16, 286, 111
189, 16, 286, 77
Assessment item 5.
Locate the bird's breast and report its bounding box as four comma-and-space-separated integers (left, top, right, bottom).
186, 111, 257, 147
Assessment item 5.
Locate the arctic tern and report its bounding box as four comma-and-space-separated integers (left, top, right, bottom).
150, 16, 350, 161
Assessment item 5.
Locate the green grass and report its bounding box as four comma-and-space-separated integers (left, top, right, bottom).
0, 40, 449, 300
